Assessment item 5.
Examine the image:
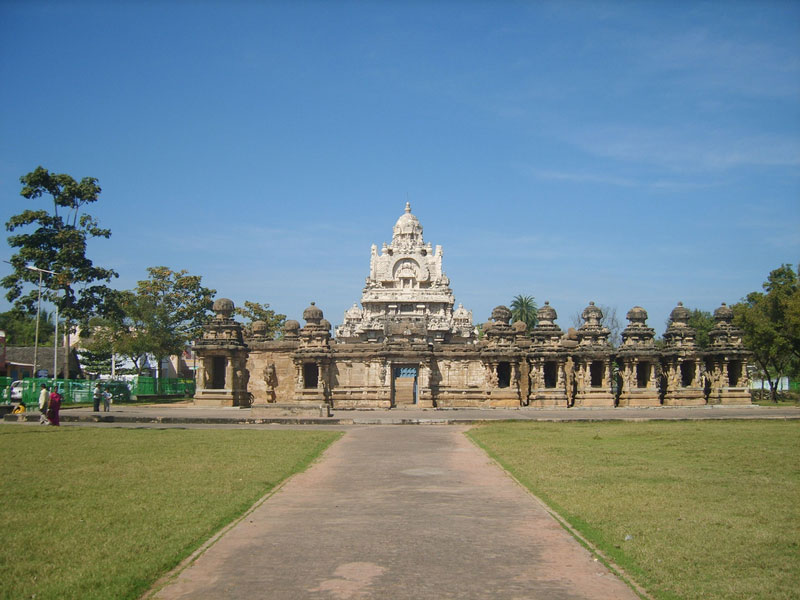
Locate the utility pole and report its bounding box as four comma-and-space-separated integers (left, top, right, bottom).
25, 265, 56, 378
53, 303, 58, 385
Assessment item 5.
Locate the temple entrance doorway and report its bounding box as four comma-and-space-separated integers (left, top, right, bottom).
393, 366, 418, 406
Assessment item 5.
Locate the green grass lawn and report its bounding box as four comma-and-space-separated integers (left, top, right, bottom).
468, 420, 799, 600
0, 425, 341, 600
752, 397, 800, 407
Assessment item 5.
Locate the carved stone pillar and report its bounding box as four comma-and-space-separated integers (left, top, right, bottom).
225, 358, 234, 390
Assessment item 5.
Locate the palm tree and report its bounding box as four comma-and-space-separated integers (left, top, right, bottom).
510, 294, 538, 330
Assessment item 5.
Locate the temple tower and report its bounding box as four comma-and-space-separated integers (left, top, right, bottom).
480, 306, 524, 407
662, 302, 705, 405
336, 203, 474, 343
573, 302, 615, 407
529, 302, 568, 407
703, 303, 751, 404
193, 298, 249, 407
617, 306, 661, 407
294, 303, 333, 404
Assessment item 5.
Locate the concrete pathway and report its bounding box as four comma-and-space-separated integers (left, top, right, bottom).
7, 402, 798, 428
152, 427, 639, 600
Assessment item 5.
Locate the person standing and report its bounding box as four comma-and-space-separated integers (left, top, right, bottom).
102, 387, 111, 412
47, 388, 62, 427
93, 383, 102, 412
38, 384, 50, 425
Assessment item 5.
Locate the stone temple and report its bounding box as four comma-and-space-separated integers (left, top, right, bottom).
193, 204, 751, 411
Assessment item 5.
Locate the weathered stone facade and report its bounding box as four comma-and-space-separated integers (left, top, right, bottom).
194, 205, 751, 409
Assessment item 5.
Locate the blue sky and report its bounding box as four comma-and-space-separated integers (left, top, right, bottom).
1, 1, 799, 336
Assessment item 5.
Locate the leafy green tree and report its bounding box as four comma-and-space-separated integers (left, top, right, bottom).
510, 294, 538, 331
688, 309, 715, 349
78, 347, 113, 377
3, 167, 118, 376
0, 309, 55, 346
80, 301, 153, 375
4, 167, 118, 317
86, 268, 215, 376
234, 301, 286, 339
733, 264, 800, 401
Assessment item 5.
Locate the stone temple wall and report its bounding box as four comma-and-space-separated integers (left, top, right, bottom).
245, 342, 297, 404
193, 299, 752, 409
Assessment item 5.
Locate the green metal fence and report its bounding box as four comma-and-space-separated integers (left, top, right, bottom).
17, 378, 106, 405
129, 377, 195, 397
2, 376, 194, 406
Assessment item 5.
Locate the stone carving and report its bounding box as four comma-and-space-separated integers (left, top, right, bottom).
530, 365, 543, 389
564, 357, 576, 405
668, 365, 680, 389
487, 366, 499, 388
263, 363, 278, 402
622, 367, 634, 390
237, 366, 249, 390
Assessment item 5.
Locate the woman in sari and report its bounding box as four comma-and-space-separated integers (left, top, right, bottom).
47, 389, 62, 426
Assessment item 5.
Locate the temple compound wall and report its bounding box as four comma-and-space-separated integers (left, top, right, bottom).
193, 204, 751, 409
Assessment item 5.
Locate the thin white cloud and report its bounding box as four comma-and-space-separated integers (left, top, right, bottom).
524, 167, 724, 191
528, 169, 637, 188
631, 27, 800, 99
562, 126, 800, 172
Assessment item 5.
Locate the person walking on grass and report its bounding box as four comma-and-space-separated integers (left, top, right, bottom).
47, 387, 62, 427
38, 384, 50, 425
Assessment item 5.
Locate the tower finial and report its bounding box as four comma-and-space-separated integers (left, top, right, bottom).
405, 201, 411, 213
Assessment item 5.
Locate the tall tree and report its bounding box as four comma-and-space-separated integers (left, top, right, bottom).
234, 301, 286, 339
3, 167, 118, 375
733, 264, 800, 401
87, 267, 216, 376
510, 294, 538, 330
